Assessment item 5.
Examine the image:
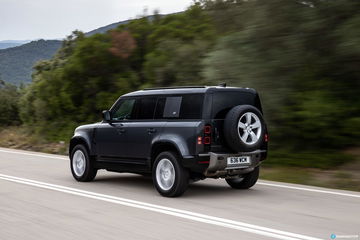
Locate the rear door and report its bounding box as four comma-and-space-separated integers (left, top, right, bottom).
124, 96, 165, 164
96, 96, 165, 168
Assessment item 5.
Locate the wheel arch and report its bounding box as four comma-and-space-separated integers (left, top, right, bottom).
150, 141, 182, 168
69, 136, 91, 157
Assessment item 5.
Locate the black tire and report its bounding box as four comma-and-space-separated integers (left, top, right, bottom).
70, 144, 97, 182
152, 151, 189, 197
226, 167, 259, 189
224, 105, 265, 152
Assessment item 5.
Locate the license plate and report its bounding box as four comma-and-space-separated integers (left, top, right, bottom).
227, 156, 251, 165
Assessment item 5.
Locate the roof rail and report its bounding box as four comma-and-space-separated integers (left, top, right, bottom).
143, 86, 206, 90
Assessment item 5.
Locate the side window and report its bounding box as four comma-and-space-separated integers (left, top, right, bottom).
179, 94, 203, 119
133, 97, 157, 119
164, 97, 182, 118
154, 97, 166, 119
154, 94, 204, 119
111, 99, 135, 121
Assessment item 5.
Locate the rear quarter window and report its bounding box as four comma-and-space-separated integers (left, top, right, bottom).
212, 91, 258, 119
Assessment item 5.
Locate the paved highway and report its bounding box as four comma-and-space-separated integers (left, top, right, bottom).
0, 147, 359, 240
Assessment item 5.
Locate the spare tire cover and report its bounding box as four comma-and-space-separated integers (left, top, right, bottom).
224, 105, 265, 152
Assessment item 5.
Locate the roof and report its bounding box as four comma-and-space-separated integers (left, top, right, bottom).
122, 86, 257, 97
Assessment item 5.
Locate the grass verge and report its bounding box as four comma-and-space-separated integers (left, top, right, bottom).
260, 165, 360, 192
0, 126, 67, 155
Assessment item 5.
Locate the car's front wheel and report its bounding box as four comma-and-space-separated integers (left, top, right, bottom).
225, 166, 259, 189
152, 151, 189, 197
70, 144, 97, 182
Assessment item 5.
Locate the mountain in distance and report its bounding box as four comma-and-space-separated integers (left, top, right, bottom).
85, 19, 131, 36
85, 14, 164, 36
0, 40, 62, 85
0, 40, 31, 50
0, 17, 158, 85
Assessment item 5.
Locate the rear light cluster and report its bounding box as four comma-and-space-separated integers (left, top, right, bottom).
198, 125, 212, 145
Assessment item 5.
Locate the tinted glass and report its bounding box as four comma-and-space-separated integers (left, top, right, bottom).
154, 97, 166, 119
133, 97, 157, 119
154, 94, 204, 119
163, 97, 182, 118
179, 94, 203, 119
112, 99, 135, 120
212, 92, 255, 119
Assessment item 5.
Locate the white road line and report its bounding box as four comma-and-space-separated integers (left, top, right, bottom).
0, 174, 322, 240
0, 148, 68, 160
1, 148, 360, 199
257, 182, 360, 199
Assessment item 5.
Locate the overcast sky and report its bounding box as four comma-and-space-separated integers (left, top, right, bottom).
0, 0, 194, 40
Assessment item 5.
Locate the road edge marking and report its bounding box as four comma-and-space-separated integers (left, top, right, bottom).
0, 148, 67, 160
257, 182, 360, 198
0, 173, 323, 240
1, 148, 359, 199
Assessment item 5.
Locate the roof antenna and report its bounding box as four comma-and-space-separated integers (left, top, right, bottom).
219, 82, 226, 87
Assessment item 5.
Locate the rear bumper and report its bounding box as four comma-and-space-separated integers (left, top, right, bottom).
203, 150, 264, 177
181, 150, 266, 178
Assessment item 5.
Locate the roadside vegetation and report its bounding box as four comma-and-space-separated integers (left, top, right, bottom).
0, 126, 67, 154
0, 0, 359, 189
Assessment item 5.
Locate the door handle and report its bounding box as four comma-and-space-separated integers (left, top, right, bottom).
147, 128, 156, 134
116, 128, 126, 134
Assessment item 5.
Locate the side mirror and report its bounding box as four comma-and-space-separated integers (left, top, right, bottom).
102, 110, 111, 122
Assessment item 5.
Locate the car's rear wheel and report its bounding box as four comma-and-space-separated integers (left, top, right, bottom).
225, 166, 259, 189
70, 144, 97, 182
152, 151, 189, 197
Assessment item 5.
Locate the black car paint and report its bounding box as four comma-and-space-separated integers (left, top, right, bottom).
70, 87, 267, 175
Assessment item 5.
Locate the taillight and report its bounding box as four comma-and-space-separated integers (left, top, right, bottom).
264, 133, 269, 142
203, 124, 211, 145
204, 125, 211, 134
203, 136, 211, 144
197, 125, 212, 145
197, 125, 211, 145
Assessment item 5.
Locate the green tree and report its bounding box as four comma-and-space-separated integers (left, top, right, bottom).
0, 80, 21, 125
202, 0, 360, 160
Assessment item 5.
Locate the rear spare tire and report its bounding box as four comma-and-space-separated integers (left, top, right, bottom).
224, 105, 265, 152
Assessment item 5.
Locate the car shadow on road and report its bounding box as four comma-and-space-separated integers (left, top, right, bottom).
93, 173, 262, 198
93, 173, 154, 188
185, 182, 262, 198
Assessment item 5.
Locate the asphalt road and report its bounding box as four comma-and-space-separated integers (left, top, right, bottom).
0, 147, 359, 240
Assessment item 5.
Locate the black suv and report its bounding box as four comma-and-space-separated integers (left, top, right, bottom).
69, 85, 268, 197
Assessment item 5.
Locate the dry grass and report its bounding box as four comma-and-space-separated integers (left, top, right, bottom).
261, 157, 360, 192
0, 126, 67, 155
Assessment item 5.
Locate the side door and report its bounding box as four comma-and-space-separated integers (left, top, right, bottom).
95, 98, 136, 163
124, 96, 166, 165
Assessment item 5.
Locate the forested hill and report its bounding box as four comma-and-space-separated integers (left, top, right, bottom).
85, 15, 165, 36
0, 40, 30, 49
0, 40, 62, 85
85, 19, 131, 36
0, 19, 147, 85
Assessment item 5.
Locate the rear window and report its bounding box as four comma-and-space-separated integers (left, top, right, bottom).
212, 91, 257, 119
155, 94, 204, 119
